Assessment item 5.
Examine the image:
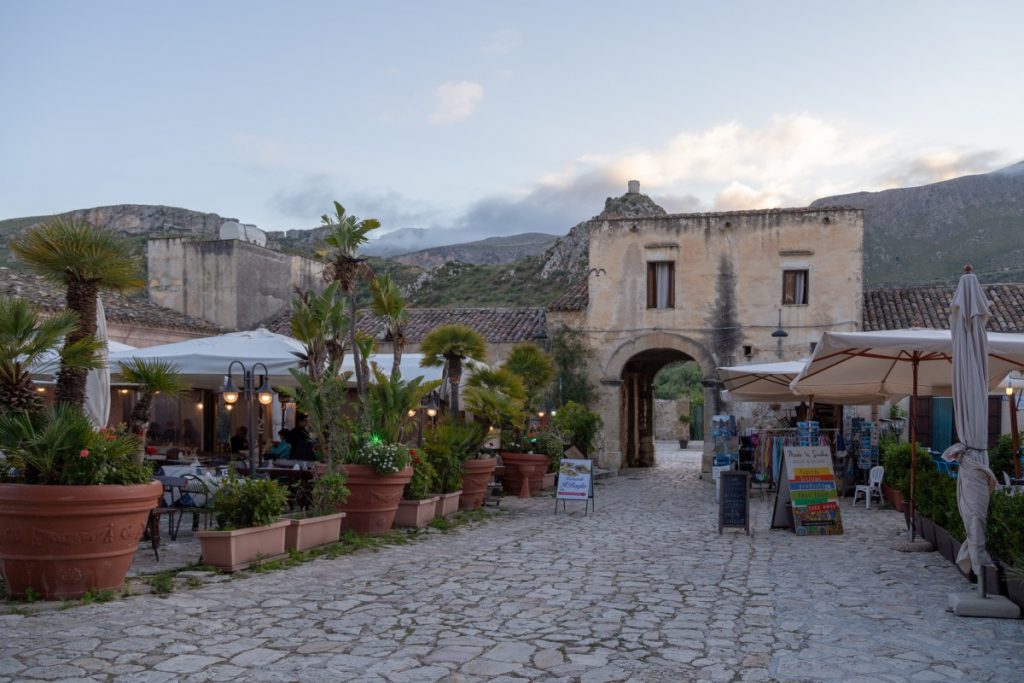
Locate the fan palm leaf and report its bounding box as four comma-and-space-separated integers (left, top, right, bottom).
419, 325, 487, 415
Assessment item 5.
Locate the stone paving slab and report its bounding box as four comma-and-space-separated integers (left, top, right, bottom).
3, 442, 1023, 682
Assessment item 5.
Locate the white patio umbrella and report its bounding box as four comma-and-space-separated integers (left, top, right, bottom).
108, 328, 307, 390
83, 297, 110, 429
790, 327, 1024, 540
719, 359, 890, 404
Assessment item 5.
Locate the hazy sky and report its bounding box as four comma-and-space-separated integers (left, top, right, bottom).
2, 1, 1023, 244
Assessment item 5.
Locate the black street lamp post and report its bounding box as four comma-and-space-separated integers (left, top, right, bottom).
220, 361, 274, 474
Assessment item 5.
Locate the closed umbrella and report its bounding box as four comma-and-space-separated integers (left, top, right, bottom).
944, 267, 1019, 617
84, 297, 110, 429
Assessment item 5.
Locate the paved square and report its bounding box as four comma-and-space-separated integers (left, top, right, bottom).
2, 443, 1022, 682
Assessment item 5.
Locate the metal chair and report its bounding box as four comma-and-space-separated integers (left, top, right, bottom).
173, 474, 218, 536
853, 465, 884, 509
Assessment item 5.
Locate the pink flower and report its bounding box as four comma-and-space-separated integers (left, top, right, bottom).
79, 449, 89, 458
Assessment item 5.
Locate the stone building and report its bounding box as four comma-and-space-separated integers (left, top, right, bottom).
547, 183, 865, 473
147, 223, 324, 332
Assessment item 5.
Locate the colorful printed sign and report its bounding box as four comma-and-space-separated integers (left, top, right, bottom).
782, 446, 843, 535
556, 459, 592, 500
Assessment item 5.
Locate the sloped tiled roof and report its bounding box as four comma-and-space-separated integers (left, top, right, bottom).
548, 279, 588, 312
267, 306, 548, 344
865, 283, 1024, 332
0, 267, 227, 334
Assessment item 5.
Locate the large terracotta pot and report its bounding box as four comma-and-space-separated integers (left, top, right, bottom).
0, 481, 161, 600
394, 497, 439, 528
459, 458, 497, 510
500, 452, 549, 498
284, 512, 345, 552
542, 472, 557, 490
339, 465, 413, 534
197, 520, 289, 571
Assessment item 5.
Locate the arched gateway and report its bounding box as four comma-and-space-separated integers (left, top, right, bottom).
544, 182, 865, 476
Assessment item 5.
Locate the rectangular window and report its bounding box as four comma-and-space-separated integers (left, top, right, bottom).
782, 269, 809, 305
646, 261, 675, 309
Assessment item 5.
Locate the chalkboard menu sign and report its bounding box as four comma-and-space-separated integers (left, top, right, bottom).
718, 471, 750, 535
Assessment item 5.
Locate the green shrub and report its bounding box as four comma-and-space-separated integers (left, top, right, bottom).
404, 449, 437, 500
988, 491, 1024, 566
551, 402, 602, 457
532, 428, 566, 472
988, 435, 1019, 481
213, 476, 289, 530
423, 419, 485, 493
310, 470, 349, 516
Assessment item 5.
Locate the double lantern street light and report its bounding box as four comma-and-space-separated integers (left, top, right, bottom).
408, 394, 439, 448
221, 361, 273, 474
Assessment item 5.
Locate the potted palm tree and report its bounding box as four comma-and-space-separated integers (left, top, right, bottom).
677, 414, 692, 449
419, 324, 487, 417
284, 470, 348, 551
464, 367, 534, 497
424, 418, 486, 513
0, 221, 160, 600
197, 476, 290, 571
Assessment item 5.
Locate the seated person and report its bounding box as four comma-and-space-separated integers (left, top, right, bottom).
286, 415, 316, 461
270, 429, 292, 459
162, 421, 178, 444
146, 421, 162, 442
229, 426, 249, 453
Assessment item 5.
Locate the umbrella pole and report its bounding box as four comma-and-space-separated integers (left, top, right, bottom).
1010, 388, 1022, 480
908, 354, 919, 542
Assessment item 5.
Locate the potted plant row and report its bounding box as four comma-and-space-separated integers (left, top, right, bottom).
423, 418, 491, 511
284, 470, 348, 551
394, 448, 438, 528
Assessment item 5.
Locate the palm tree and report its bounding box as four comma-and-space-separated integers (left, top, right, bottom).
114, 358, 188, 463
419, 324, 487, 416
0, 296, 102, 414
503, 342, 556, 413
290, 281, 349, 383
317, 201, 380, 405
370, 274, 407, 380
12, 217, 143, 407
463, 367, 527, 433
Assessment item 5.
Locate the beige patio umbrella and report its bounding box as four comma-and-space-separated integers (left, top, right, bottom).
790, 326, 1024, 541
719, 359, 890, 404
944, 266, 1019, 617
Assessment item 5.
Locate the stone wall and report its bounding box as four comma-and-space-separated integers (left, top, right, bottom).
147, 237, 324, 331
654, 399, 691, 440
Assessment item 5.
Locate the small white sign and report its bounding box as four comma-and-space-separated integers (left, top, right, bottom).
556, 459, 592, 500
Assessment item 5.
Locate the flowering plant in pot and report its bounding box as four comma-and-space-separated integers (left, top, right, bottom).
424, 418, 486, 512
336, 438, 414, 533
284, 470, 349, 551
0, 404, 159, 599
198, 475, 290, 571
394, 448, 439, 528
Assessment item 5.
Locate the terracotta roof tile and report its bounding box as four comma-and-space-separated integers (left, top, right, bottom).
0, 267, 227, 334
267, 306, 548, 344
864, 283, 1024, 332
548, 279, 588, 312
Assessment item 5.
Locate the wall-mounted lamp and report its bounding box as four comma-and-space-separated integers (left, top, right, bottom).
771, 310, 788, 359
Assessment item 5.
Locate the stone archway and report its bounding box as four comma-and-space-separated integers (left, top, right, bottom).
597, 332, 720, 474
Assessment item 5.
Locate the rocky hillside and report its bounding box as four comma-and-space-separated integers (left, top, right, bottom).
811, 161, 1024, 285
391, 232, 557, 268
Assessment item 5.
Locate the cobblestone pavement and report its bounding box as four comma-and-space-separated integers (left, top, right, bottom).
3, 443, 1023, 682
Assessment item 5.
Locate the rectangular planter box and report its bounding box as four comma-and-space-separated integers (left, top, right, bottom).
1000, 562, 1024, 611
432, 491, 461, 518
196, 520, 289, 572
394, 497, 439, 528
284, 512, 345, 552
542, 472, 557, 490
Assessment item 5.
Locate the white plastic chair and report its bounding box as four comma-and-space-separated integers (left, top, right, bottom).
1004, 472, 1013, 487
853, 465, 884, 509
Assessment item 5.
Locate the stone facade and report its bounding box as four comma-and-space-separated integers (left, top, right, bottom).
147, 237, 324, 331
548, 195, 864, 474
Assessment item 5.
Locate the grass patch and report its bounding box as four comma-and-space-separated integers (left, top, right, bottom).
80, 589, 114, 604
147, 573, 174, 596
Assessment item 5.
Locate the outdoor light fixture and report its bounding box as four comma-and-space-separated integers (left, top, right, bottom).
196, 402, 204, 410
426, 407, 437, 418
538, 411, 545, 418
771, 310, 788, 359
1007, 386, 1015, 397
221, 360, 272, 473
119, 388, 130, 395
407, 409, 417, 418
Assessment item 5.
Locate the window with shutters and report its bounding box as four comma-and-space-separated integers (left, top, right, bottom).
782, 269, 809, 305
646, 261, 675, 309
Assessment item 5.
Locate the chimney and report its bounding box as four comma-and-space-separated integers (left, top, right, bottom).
627, 180, 640, 195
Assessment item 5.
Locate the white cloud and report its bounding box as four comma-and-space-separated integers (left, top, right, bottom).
429, 81, 484, 124
482, 29, 521, 56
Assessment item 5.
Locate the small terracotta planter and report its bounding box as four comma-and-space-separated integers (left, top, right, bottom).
394, 497, 439, 528
432, 491, 461, 518
0, 481, 161, 600
197, 520, 289, 572
339, 465, 414, 535
284, 512, 345, 552
500, 452, 549, 498
459, 458, 497, 510
543, 472, 557, 490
